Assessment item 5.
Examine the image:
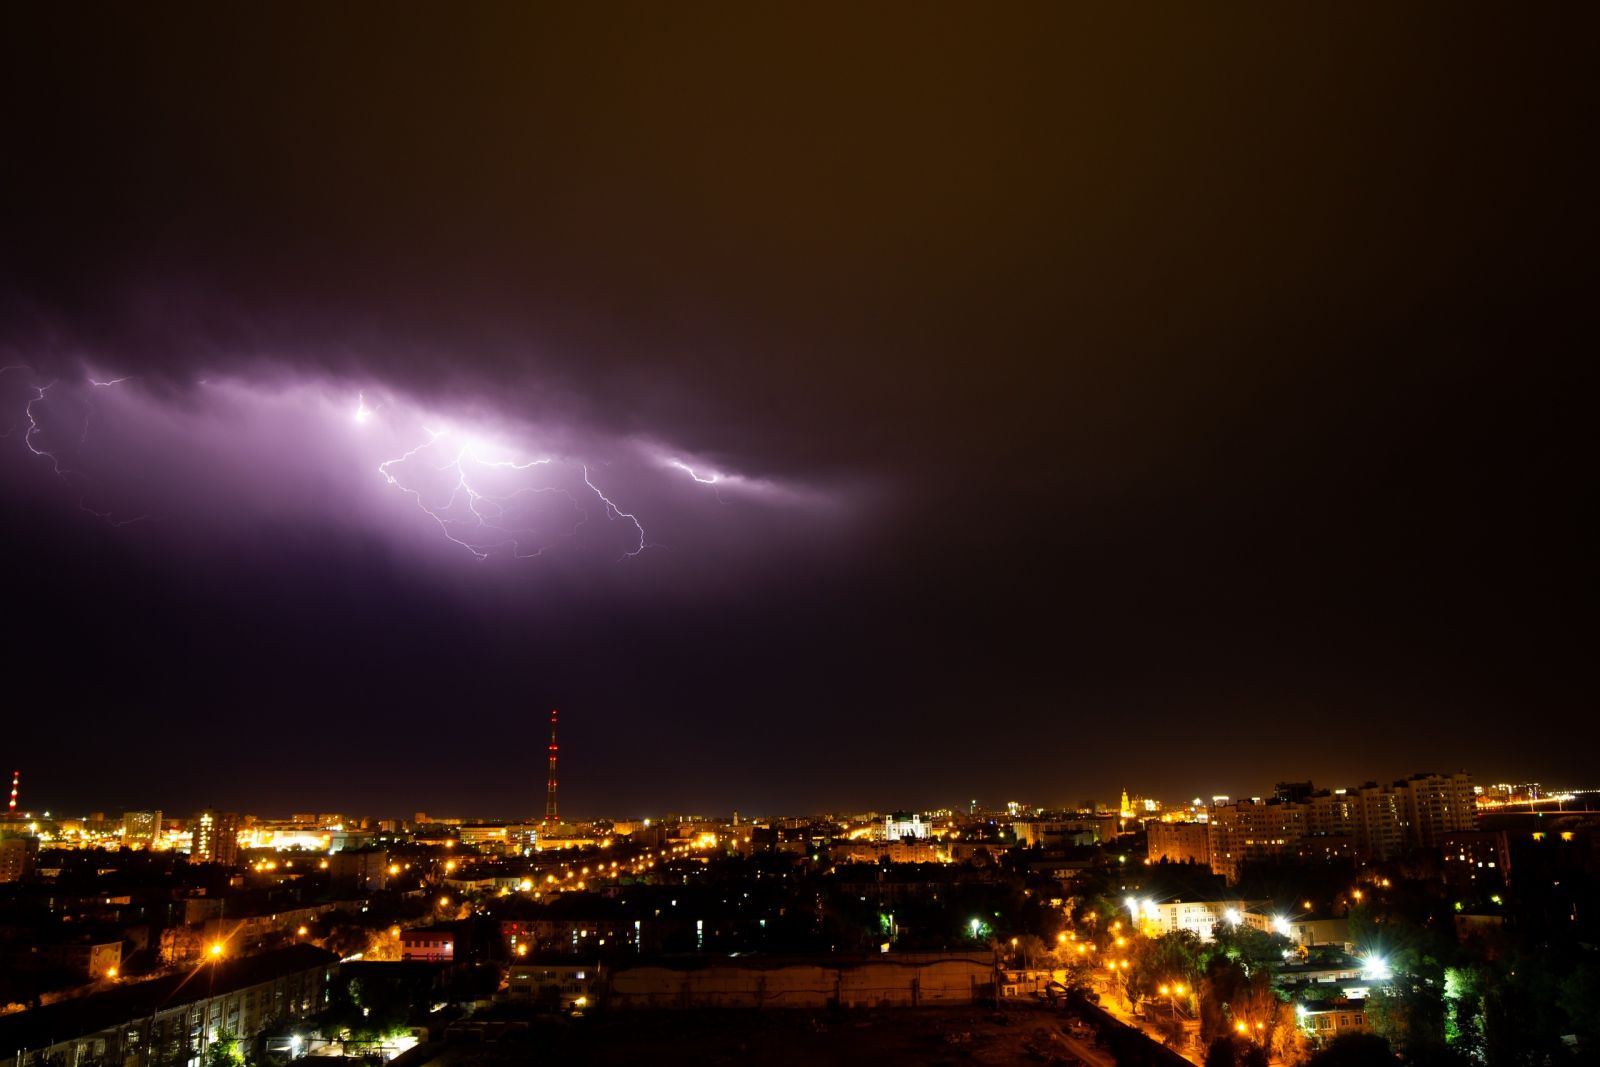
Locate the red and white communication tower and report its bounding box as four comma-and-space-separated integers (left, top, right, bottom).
7, 770, 17, 813
544, 709, 559, 824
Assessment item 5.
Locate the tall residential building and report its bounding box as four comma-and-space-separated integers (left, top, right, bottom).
1207, 773, 1476, 881
1148, 821, 1211, 867
122, 810, 163, 848
1400, 772, 1475, 847
328, 848, 390, 893
190, 810, 240, 866
1207, 800, 1307, 882
0, 836, 39, 883
1354, 783, 1408, 861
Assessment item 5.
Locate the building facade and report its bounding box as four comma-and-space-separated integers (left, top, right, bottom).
1147, 821, 1211, 866
0, 834, 40, 882
1206, 773, 1477, 882
189, 811, 241, 866
122, 810, 163, 848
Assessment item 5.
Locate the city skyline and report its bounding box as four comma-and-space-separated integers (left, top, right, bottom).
6, 766, 1593, 829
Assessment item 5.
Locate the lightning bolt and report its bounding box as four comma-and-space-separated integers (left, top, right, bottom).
670, 460, 720, 484
81, 374, 135, 444
377, 424, 629, 562
669, 459, 729, 504
24, 380, 66, 474
582, 464, 650, 559
7, 370, 150, 526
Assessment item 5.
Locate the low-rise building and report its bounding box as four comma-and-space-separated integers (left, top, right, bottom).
1438, 829, 1510, 887
506, 960, 602, 1010
0, 944, 336, 1067
1295, 995, 1372, 1045
1133, 899, 1268, 941
400, 928, 456, 962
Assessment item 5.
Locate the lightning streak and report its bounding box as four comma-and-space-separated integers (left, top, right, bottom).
376, 426, 638, 562
668, 458, 729, 504
8, 370, 149, 525
24, 380, 66, 474
670, 460, 720, 484
582, 464, 649, 559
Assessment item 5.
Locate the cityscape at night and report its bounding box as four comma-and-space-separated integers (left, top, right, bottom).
1, 5, 1593, 1067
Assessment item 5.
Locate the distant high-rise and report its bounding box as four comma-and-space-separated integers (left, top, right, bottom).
190, 810, 240, 865
544, 708, 560, 823
122, 810, 163, 848
1207, 772, 1478, 882
8, 770, 17, 813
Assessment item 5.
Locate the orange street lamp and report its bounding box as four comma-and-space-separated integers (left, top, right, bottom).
209, 942, 224, 959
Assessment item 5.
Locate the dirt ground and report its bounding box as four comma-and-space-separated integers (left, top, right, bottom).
416, 1003, 1113, 1066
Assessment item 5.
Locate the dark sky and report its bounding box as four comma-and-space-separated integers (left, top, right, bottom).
0, 5, 1593, 819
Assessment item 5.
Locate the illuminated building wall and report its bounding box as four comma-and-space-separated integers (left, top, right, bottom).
121, 810, 163, 847
884, 812, 928, 840
1147, 821, 1210, 866
399, 929, 455, 962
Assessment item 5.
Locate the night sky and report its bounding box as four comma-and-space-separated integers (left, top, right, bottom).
1, 6, 1592, 819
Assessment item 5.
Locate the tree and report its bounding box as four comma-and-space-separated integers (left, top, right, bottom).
1442, 964, 1487, 1058
1205, 1035, 1269, 1067
1198, 955, 1289, 1060
1128, 929, 1203, 1008
204, 1029, 243, 1067
1366, 973, 1445, 1061
1012, 932, 1050, 969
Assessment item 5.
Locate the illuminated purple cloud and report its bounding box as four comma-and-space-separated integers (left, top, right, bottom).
0, 360, 856, 582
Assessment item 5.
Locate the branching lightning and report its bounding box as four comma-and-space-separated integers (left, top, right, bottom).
372, 408, 651, 562
4, 368, 149, 526
3, 372, 677, 557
